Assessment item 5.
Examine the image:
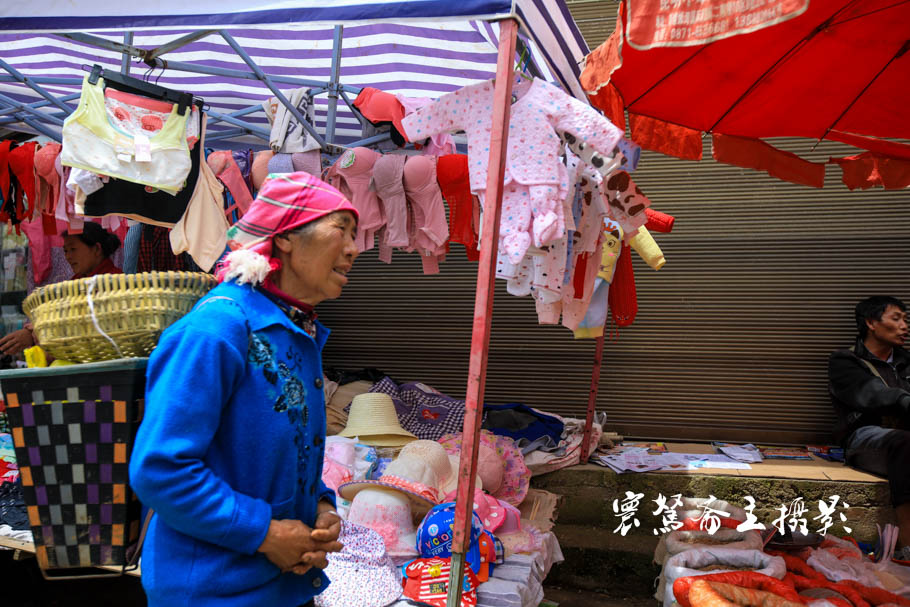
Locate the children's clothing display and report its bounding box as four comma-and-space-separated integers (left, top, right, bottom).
401, 77, 623, 263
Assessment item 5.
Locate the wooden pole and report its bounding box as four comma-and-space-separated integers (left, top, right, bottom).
446, 17, 518, 607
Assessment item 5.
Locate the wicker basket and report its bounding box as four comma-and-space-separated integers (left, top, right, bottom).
24, 271, 216, 363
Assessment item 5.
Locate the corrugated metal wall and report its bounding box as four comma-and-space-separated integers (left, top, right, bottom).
318, 2, 910, 445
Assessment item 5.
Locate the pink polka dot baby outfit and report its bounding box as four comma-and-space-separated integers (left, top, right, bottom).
401, 78, 623, 264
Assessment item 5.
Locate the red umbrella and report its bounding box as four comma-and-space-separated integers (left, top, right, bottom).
581, 0, 910, 188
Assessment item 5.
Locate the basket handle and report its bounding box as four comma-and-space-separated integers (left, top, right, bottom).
86, 275, 124, 358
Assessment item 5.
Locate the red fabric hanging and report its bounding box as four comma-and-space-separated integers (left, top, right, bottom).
0, 140, 13, 206
831, 152, 910, 190
7, 141, 38, 220
712, 134, 825, 188
644, 208, 675, 233
630, 114, 702, 161
436, 154, 479, 261
608, 244, 637, 327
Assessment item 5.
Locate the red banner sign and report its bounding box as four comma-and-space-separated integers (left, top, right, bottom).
625, 0, 809, 49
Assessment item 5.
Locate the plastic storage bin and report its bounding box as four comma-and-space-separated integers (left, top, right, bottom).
1, 358, 147, 573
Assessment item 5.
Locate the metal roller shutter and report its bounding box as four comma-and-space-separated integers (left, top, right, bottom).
318, 3, 910, 444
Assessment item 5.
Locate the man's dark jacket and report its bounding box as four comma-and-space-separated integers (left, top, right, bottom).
828, 338, 910, 445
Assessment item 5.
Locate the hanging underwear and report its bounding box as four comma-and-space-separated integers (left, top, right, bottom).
60, 75, 191, 194
353, 87, 408, 146
82, 111, 203, 227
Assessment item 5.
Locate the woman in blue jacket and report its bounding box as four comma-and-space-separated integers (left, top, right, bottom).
130, 172, 359, 607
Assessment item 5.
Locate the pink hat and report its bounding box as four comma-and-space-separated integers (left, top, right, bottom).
346, 487, 418, 559
439, 430, 531, 507
496, 499, 523, 534
442, 487, 506, 533
314, 520, 402, 607
217, 171, 358, 283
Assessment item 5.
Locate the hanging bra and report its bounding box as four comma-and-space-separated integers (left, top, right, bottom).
61, 75, 192, 195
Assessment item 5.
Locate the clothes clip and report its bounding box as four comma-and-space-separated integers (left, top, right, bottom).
88, 64, 103, 86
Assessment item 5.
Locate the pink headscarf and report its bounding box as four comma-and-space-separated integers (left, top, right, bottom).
217, 171, 358, 284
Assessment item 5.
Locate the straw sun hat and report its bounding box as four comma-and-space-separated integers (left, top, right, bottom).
338, 393, 417, 447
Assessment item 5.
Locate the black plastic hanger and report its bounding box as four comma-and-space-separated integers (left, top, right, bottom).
85, 64, 199, 116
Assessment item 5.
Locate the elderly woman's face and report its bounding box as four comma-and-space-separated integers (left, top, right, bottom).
275, 211, 359, 305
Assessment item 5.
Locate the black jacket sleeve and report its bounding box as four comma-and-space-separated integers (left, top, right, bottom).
828, 349, 910, 414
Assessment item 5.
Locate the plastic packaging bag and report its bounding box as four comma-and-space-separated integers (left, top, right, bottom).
661, 548, 786, 606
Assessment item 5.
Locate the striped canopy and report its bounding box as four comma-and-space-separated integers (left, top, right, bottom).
0, 1, 589, 146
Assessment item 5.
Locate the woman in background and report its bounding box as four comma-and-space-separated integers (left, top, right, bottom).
0, 222, 122, 355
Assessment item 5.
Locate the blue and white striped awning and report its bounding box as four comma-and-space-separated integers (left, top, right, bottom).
0, 1, 589, 146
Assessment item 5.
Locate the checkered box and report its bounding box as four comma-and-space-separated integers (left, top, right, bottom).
1, 358, 146, 571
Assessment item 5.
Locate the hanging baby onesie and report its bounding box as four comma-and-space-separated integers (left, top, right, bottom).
401, 78, 623, 264
61, 75, 191, 194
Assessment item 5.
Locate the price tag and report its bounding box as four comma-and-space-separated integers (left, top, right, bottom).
134, 133, 152, 162
114, 133, 133, 156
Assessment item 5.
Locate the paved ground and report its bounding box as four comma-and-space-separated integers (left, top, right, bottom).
2, 550, 660, 607
543, 586, 656, 607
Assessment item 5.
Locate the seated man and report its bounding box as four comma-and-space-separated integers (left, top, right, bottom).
829, 295, 910, 560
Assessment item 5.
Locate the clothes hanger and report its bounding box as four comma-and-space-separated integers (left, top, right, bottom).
83, 64, 201, 116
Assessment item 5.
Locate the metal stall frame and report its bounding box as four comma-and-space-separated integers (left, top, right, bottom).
0, 27, 387, 152
0, 13, 605, 606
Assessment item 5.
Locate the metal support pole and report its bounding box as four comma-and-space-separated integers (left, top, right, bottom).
0, 58, 74, 115
141, 56, 345, 92
228, 104, 267, 118
21, 116, 61, 141
0, 93, 79, 120
446, 17, 518, 607
0, 93, 66, 126
340, 89, 370, 129
219, 30, 329, 150
58, 32, 146, 59
146, 30, 216, 60
121, 32, 134, 75
205, 109, 272, 139
325, 25, 343, 144
205, 128, 252, 142
0, 76, 82, 85
580, 333, 606, 462
57, 32, 148, 59
345, 132, 392, 148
